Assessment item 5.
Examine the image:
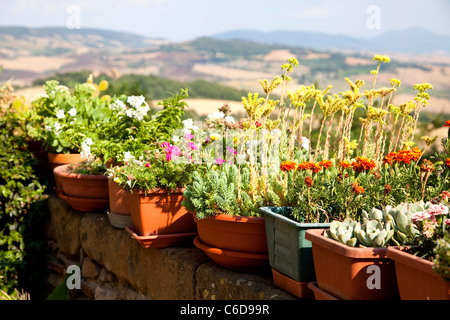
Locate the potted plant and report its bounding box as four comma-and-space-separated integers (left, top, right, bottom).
182, 59, 308, 273
107, 89, 202, 246
27, 77, 111, 192
99, 89, 191, 229
386, 195, 450, 300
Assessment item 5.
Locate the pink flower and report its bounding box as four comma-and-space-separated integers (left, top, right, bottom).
160, 142, 171, 149
184, 133, 195, 140
411, 211, 432, 222
165, 145, 181, 161
427, 204, 449, 216
226, 146, 238, 155
445, 219, 450, 226
215, 158, 225, 165
187, 142, 198, 151
145, 163, 150, 168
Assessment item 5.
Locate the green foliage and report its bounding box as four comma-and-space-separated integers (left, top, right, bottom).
182, 164, 265, 219
433, 230, 450, 281
0, 98, 47, 296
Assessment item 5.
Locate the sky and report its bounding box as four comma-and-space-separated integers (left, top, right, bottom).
0, 0, 449, 41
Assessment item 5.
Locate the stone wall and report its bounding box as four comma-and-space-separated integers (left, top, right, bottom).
45, 193, 297, 300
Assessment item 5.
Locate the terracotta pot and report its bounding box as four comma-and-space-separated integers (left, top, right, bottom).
107, 180, 132, 229
387, 247, 450, 300
193, 213, 269, 272
305, 228, 399, 300
127, 188, 197, 237
307, 282, 339, 300
53, 164, 109, 212
47, 152, 83, 193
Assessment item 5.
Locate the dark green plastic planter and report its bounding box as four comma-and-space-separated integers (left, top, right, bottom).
260, 207, 330, 282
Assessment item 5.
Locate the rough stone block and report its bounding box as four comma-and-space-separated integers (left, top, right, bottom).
195, 263, 297, 300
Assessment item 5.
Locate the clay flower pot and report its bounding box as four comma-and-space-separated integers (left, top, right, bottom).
305, 228, 399, 300
107, 180, 132, 229
387, 246, 450, 300
53, 164, 109, 212
48, 152, 83, 193
193, 213, 269, 272
125, 188, 197, 248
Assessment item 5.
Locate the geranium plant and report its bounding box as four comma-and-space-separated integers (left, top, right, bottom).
26, 77, 111, 154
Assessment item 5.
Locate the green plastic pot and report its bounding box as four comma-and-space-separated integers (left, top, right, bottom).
260, 207, 330, 282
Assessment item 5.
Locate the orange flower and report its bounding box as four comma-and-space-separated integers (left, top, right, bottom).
304, 176, 314, 187
384, 184, 392, 195
352, 182, 365, 194
338, 161, 351, 169
444, 120, 450, 127
445, 158, 450, 168
297, 161, 322, 173
420, 159, 435, 173
383, 152, 397, 165
409, 147, 422, 162
280, 160, 297, 172
318, 160, 333, 169
351, 157, 376, 173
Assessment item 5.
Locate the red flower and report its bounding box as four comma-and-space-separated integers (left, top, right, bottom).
280, 161, 297, 172
384, 185, 392, 195
351, 157, 376, 173
304, 176, 314, 187
444, 120, 450, 127
383, 152, 397, 165
318, 160, 333, 169
297, 161, 322, 173
352, 182, 365, 194
445, 158, 450, 168
338, 161, 351, 169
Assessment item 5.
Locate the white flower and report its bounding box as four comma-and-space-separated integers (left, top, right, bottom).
56, 109, 65, 119
68, 107, 77, 117
208, 111, 225, 122
123, 152, 135, 163
83, 138, 93, 146
127, 95, 147, 108
111, 100, 127, 113
53, 122, 61, 135
225, 116, 235, 124
44, 125, 52, 132
172, 135, 180, 143
182, 118, 199, 133
125, 109, 135, 118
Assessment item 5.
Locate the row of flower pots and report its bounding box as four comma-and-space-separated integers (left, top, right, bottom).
48, 152, 449, 300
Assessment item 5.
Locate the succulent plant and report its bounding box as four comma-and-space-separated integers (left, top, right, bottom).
326, 218, 358, 247
354, 218, 394, 247
380, 202, 423, 245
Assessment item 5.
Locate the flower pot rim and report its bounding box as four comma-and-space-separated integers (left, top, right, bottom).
53, 163, 108, 180
260, 207, 331, 228
129, 187, 186, 195
386, 246, 435, 274
194, 213, 265, 224
305, 228, 396, 259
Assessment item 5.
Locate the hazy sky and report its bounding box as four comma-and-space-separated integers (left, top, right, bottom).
1, 0, 449, 41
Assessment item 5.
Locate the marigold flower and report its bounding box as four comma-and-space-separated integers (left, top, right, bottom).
318, 160, 333, 169
444, 120, 450, 127
420, 159, 435, 173
304, 176, 314, 187
445, 158, 450, 168
383, 152, 397, 165
338, 161, 351, 169
280, 161, 297, 172
297, 161, 322, 173
351, 157, 376, 173
351, 182, 365, 194
384, 184, 392, 195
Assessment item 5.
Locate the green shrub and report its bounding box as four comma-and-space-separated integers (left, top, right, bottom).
0, 80, 47, 297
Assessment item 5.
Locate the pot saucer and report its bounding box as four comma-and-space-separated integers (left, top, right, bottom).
125, 227, 197, 248
58, 192, 109, 213
193, 236, 269, 273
